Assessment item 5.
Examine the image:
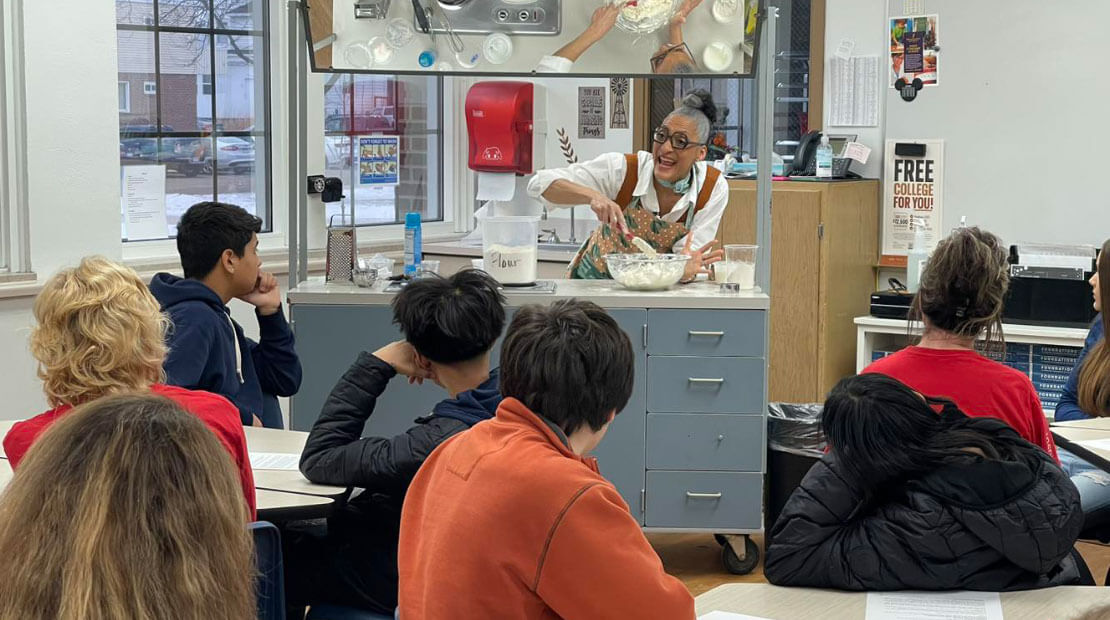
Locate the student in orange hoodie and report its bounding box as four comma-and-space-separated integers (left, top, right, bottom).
398, 299, 694, 620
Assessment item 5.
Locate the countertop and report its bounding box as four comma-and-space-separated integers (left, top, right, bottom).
424, 240, 578, 262
289, 277, 769, 310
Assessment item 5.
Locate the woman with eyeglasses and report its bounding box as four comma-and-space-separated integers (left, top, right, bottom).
526, 87, 728, 282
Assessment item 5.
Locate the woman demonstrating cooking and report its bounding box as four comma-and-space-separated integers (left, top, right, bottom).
526, 89, 728, 282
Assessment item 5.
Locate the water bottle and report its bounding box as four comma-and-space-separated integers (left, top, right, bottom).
815, 135, 833, 178
404, 212, 422, 278
906, 221, 929, 293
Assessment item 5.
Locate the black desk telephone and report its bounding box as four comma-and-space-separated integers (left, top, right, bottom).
788, 131, 823, 176
788, 130, 861, 178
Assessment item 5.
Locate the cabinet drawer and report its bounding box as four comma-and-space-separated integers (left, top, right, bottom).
645, 471, 762, 530
647, 414, 763, 472
647, 357, 765, 413
648, 310, 766, 357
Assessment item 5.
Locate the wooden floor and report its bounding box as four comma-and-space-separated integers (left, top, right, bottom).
649, 534, 1110, 596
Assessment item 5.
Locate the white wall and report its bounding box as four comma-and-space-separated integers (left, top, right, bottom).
0, 1, 123, 418
24, 0, 122, 275
822, 0, 887, 180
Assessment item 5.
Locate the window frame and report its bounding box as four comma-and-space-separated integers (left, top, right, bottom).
116, 0, 274, 244
321, 72, 448, 231
0, 0, 30, 275
118, 81, 131, 113
143, 80, 157, 95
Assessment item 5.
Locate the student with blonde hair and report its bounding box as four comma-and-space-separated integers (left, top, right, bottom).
2, 256, 256, 517
0, 394, 255, 620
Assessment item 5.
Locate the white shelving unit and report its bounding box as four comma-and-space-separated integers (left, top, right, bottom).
854, 316, 1088, 373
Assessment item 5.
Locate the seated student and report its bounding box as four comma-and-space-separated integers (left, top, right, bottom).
286, 270, 506, 617
2, 256, 256, 517
1056, 238, 1109, 421
0, 393, 255, 619
765, 374, 1087, 591
150, 201, 301, 429
398, 299, 694, 620
863, 227, 1058, 460
1054, 239, 1110, 522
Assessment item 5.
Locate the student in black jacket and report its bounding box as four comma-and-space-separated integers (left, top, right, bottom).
286, 270, 506, 617
766, 373, 1088, 592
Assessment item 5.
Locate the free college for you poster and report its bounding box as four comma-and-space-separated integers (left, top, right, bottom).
883, 139, 944, 255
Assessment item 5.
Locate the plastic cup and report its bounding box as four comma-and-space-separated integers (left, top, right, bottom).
718, 244, 758, 290
343, 43, 374, 70
483, 33, 514, 65
703, 41, 735, 73
419, 259, 441, 277
385, 18, 415, 49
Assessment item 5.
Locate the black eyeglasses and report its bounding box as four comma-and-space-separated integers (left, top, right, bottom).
650, 42, 697, 73
653, 126, 705, 151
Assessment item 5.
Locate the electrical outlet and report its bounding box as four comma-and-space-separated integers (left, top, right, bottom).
307, 175, 326, 194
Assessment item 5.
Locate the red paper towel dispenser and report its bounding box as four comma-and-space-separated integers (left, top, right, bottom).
466, 81, 545, 175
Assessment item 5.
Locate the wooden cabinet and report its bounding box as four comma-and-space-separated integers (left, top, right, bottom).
717, 180, 879, 403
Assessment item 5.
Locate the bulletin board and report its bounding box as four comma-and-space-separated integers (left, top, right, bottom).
883, 0, 1110, 248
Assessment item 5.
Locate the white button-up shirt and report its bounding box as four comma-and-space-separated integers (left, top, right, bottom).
526, 151, 730, 253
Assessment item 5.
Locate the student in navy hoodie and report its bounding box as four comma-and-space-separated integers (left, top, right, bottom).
150, 202, 302, 428
288, 269, 506, 617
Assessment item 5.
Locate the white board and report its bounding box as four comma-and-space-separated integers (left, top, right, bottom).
884, 0, 1110, 246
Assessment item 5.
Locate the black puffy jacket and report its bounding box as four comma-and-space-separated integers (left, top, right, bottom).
300, 352, 500, 556
765, 416, 1085, 591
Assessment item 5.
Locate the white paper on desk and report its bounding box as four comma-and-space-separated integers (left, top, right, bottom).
698, 612, 774, 620
865, 592, 1002, 620
1077, 438, 1110, 452
476, 172, 517, 201
121, 165, 169, 241
250, 453, 301, 471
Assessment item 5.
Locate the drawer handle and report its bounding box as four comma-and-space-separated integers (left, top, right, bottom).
689, 331, 725, 337
688, 377, 725, 384
686, 492, 723, 500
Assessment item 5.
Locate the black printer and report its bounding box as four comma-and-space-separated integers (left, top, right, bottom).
1002, 244, 1097, 329
870, 289, 914, 320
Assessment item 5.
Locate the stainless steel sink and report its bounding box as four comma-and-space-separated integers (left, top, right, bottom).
537, 241, 583, 253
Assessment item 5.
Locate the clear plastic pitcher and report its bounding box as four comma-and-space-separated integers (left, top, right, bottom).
482, 216, 540, 286
719, 244, 758, 290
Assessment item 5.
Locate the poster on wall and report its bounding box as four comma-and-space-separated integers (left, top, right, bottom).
609, 78, 630, 129
890, 15, 939, 88
358, 136, 400, 186
122, 165, 169, 241
578, 86, 606, 140
883, 139, 944, 255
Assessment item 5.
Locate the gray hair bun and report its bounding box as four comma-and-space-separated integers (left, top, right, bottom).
680, 89, 719, 125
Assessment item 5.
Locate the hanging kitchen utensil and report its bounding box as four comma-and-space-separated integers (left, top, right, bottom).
326, 213, 357, 283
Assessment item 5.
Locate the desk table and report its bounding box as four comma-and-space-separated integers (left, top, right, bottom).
243, 427, 348, 498
1053, 426, 1110, 472
694, 584, 1110, 619
256, 489, 335, 522
1054, 417, 1110, 432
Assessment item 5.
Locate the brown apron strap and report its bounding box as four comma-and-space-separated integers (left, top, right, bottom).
614, 154, 640, 208
694, 165, 721, 213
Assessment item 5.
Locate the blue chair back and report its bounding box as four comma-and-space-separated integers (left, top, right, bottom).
251, 521, 286, 620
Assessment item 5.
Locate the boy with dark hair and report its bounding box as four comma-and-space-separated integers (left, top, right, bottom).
150, 201, 301, 428
289, 269, 507, 616
398, 299, 694, 620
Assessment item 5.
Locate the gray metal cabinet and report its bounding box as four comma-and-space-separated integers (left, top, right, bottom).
290, 302, 766, 535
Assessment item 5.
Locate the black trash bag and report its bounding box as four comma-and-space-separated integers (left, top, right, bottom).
768, 402, 825, 458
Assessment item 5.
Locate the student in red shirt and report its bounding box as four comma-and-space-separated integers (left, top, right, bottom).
2, 257, 256, 518
863, 227, 1058, 461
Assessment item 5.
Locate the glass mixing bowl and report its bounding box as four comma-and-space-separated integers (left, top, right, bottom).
606, 253, 690, 291
614, 0, 681, 35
